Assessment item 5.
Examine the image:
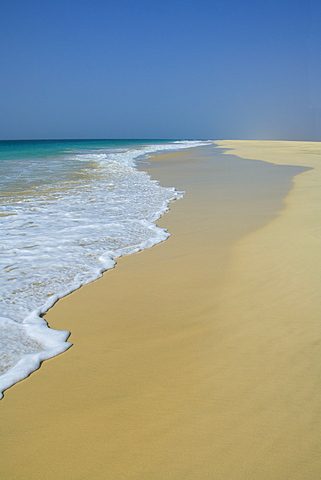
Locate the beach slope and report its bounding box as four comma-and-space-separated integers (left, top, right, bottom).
1, 141, 321, 479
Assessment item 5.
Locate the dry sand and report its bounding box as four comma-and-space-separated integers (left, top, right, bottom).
1, 141, 321, 479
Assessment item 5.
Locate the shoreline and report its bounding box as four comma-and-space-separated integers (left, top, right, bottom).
1, 141, 321, 479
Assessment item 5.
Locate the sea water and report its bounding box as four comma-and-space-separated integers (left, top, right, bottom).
0, 139, 209, 398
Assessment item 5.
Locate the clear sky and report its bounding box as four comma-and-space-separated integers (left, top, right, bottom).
1, 0, 320, 140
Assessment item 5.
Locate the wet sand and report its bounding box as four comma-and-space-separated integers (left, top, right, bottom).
1, 141, 321, 479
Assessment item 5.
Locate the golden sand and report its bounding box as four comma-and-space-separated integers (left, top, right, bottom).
1, 141, 321, 479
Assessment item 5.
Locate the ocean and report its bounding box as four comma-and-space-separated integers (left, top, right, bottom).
0, 139, 209, 398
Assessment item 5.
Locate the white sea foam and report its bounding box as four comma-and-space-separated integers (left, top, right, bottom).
0, 140, 210, 398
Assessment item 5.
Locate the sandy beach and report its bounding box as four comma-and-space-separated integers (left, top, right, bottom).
1, 141, 321, 479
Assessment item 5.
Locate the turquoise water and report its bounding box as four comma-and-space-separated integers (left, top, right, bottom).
0, 139, 209, 398
0, 139, 174, 193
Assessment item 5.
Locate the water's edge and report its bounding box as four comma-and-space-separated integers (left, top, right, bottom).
0, 140, 210, 399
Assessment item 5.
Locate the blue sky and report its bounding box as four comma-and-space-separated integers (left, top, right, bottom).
1, 0, 320, 140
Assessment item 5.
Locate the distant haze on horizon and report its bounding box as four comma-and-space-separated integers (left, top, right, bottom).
1, 0, 320, 141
